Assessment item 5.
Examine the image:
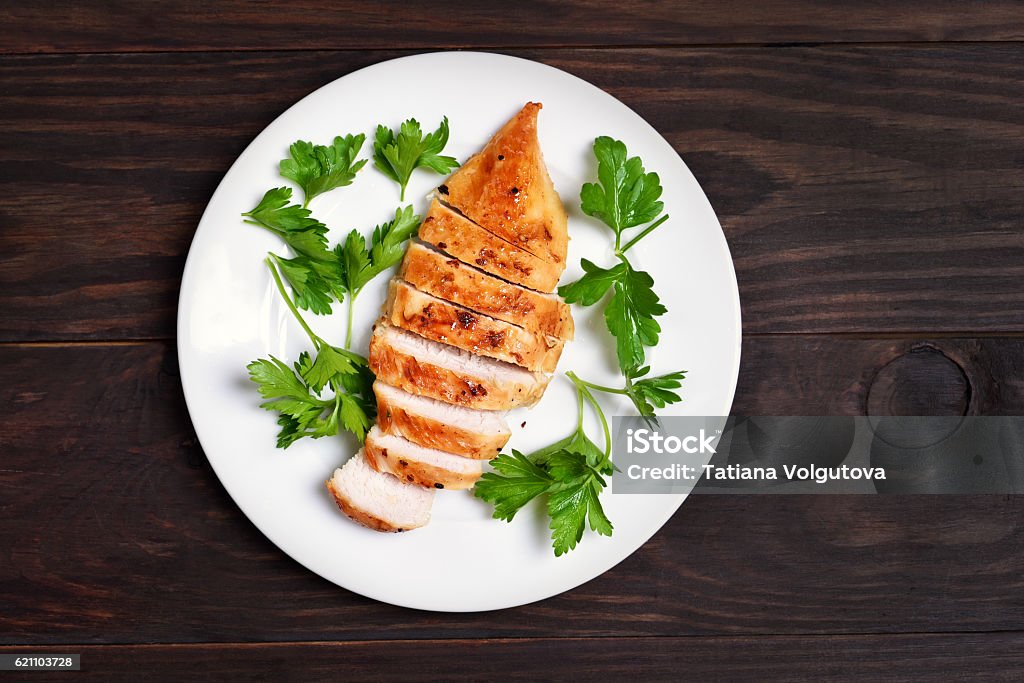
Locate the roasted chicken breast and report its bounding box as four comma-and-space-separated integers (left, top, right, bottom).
369, 323, 550, 411
418, 199, 562, 293
364, 426, 484, 490
383, 279, 564, 372
399, 241, 573, 340
439, 102, 568, 266
374, 381, 511, 459
330, 103, 573, 535
326, 450, 434, 532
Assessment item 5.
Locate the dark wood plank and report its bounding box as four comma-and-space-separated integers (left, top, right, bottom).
3, 1, 1024, 54
732, 335, 1024, 415
2, 47, 1023, 341
5, 633, 1024, 682
3, 339, 1023, 644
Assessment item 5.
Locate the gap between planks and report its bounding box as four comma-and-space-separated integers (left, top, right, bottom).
3, 629, 1024, 650
3, 39, 1024, 59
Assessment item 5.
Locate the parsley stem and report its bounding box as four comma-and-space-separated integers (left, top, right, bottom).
566, 372, 613, 462
575, 381, 585, 430
618, 214, 670, 255
266, 256, 322, 350
572, 377, 628, 396
345, 295, 356, 350
583, 386, 612, 463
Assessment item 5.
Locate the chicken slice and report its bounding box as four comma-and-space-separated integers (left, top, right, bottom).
419, 198, 562, 293
364, 426, 484, 490
439, 102, 568, 266
384, 279, 564, 372
399, 241, 573, 341
369, 322, 550, 411
326, 450, 434, 532
374, 381, 510, 459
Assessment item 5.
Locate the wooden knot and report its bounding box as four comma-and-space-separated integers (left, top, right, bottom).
867, 345, 970, 416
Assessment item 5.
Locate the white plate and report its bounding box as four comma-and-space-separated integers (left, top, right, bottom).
178, 51, 741, 612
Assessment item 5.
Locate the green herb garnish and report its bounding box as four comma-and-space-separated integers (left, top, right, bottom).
247, 258, 374, 447
559, 136, 672, 374
280, 134, 367, 207
475, 373, 614, 556
331, 205, 420, 347
373, 117, 459, 200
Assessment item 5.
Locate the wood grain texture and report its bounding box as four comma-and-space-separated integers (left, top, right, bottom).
4, 633, 1024, 682
2, 1, 1024, 55
2, 46, 1023, 341
3, 340, 1023, 644
733, 336, 1024, 415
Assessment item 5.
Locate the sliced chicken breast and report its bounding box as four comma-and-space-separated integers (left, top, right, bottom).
399, 241, 574, 340
384, 279, 564, 372
419, 199, 561, 293
439, 102, 568, 266
374, 381, 510, 459
326, 450, 434, 532
364, 426, 484, 490
369, 322, 550, 411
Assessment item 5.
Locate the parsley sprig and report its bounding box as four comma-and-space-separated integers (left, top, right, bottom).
243, 187, 330, 261
241, 177, 420, 449
559, 136, 673, 374
570, 366, 687, 429
373, 117, 459, 200
243, 188, 419, 343
280, 134, 367, 207
247, 258, 374, 447
332, 205, 421, 347
475, 373, 614, 556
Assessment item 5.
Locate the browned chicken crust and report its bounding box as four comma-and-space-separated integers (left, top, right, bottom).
441, 102, 568, 267
419, 199, 562, 293
399, 241, 573, 341
363, 440, 482, 491
368, 324, 550, 411
384, 279, 564, 372
326, 477, 411, 533
375, 384, 510, 460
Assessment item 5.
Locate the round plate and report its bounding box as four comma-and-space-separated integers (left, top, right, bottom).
178, 51, 741, 612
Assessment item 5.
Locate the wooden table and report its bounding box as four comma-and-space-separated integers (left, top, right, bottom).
3, 2, 1023, 680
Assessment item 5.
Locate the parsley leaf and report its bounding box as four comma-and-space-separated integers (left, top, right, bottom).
368, 204, 421, 279
337, 205, 421, 296
247, 347, 372, 447
270, 253, 337, 315
560, 258, 666, 374
626, 366, 687, 418
242, 187, 330, 260
335, 229, 372, 296
581, 136, 665, 243
373, 117, 459, 200
557, 258, 623, 306
605, 261, 666, 373
474, 441, 613, 556
299, 344, 360, 394
320, 205, 420, 349
280, 134, 367, 206
547, 451, 613, 556
247, 356, 335, 448
475, 451, 555, 522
